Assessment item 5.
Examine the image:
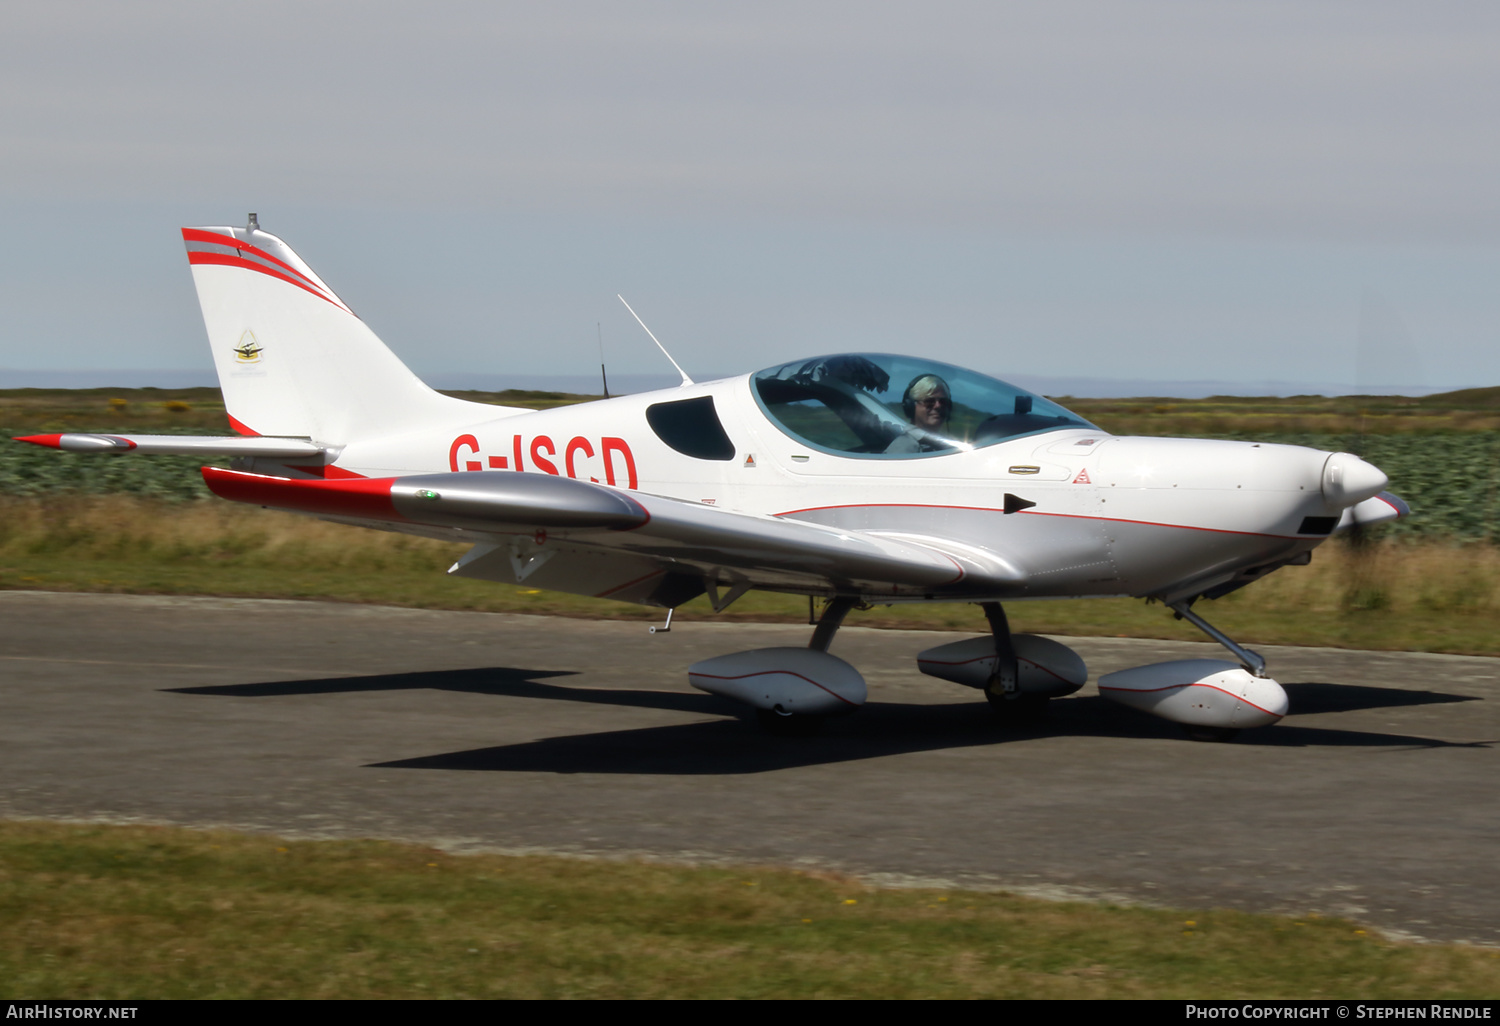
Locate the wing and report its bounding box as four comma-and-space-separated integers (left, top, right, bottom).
201, 467, 1026, 606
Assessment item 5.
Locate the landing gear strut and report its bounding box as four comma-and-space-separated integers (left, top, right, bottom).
809, 596, 856, 653
981, 601, 1048, 724
1168, 600, 1267, 677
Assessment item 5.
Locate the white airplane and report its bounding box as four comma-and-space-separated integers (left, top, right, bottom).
19, 216, 1407, 740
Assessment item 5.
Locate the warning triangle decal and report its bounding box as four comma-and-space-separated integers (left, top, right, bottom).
1072, 469, 1091, 484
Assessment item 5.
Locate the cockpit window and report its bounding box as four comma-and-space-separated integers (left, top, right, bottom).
752, 353, 1095, 458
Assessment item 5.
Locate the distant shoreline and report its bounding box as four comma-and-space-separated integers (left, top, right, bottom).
0, 367, 1472, 399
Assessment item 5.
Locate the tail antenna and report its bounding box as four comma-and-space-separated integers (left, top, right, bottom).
617, 295, 694, 387
597, 322, 610, 399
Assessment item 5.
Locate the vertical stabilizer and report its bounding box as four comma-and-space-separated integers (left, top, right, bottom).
183, 220, 522, 444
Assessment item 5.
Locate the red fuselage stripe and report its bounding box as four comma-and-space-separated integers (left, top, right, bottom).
774, 502, 1297, 540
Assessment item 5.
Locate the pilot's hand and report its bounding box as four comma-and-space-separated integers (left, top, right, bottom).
818, 355, 890, 394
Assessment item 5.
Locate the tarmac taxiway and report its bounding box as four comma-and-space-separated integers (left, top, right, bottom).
2, 591, 1495, 944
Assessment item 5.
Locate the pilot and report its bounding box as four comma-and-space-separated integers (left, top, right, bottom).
886, 374, 953, 453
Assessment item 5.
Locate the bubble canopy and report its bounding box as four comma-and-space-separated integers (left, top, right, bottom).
751, 354, 1096, 459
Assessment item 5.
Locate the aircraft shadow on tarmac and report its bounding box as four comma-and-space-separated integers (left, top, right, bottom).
164, 667, 1485, 775
1279, 680, 1475, 715
328, 673, 1474, 775
166, 666, 740, 715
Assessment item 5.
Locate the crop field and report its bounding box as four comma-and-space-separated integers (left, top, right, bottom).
2, 385, 1498, 653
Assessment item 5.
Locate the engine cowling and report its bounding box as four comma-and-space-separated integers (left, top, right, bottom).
1096, 659, 1287, 729
916, 634, 1087, 697
688, 647, 867, 716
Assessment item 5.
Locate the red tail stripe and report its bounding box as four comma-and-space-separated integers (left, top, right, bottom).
202, 467, 398, 521
187, 251, 342, 309
180, 228, 328, 295
226, 414, 259, 437
14, 434, 64, 449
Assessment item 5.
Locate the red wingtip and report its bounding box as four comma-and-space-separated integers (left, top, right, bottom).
201, 466, 398, 520
14, 434, 64, 448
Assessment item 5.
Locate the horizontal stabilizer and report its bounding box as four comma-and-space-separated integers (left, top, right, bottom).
17, 433, 327, 458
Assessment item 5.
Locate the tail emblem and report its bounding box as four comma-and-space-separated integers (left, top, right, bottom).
232, 331, 264, 364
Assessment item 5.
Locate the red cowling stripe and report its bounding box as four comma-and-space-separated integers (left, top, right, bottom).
202, 467, 398, 521
187, 251, 341, 309
180, 228, 330, 297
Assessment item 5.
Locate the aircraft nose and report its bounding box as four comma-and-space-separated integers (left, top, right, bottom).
1321, 452, 1389, 508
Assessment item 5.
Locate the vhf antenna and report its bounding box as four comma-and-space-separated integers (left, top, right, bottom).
598, 322, 610, 399
617, 295, 694, 387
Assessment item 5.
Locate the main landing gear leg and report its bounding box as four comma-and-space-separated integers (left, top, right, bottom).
809, 596, 856, 652
757, 596, 857, 735
981, 602, 1047, 724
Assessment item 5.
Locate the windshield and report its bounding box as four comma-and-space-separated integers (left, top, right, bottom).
752, 353, 1095, 458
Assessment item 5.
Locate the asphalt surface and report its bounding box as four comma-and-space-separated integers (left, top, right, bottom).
2, 591, 1496, 944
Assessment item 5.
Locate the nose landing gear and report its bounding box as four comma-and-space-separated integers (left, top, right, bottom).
980, 602, 1047, 724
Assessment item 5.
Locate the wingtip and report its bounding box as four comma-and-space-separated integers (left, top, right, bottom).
14, 434, 63, 448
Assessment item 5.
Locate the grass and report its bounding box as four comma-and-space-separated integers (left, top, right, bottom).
2, 821, 1496, 999
1, 496, 1498, 655
1062, 386, 1500, 436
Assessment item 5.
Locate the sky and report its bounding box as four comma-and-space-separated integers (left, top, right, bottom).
2, 1, 1498, 396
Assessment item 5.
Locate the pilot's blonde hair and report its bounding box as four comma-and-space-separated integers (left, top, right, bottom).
908, 374, 950, 400
901, 373, 952, 420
